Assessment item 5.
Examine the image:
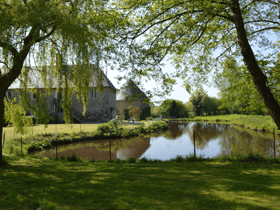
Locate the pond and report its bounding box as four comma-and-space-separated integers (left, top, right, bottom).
35, 122, 280, 161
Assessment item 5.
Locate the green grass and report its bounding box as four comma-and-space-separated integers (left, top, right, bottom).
2, 121, 151, 142
184, 114, 280, 134
1, 154, 280, 210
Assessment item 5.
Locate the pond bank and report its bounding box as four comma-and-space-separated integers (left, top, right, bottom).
27, 121, 168, 153
175, 114, 280, 135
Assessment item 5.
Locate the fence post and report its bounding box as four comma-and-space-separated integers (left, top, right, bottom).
273, 128, 276, 159
56, 138, 58, 160
193, 130, 196, 158
3, 132, 5, 149
109, 138, 111, 161
21, 137, 22, 155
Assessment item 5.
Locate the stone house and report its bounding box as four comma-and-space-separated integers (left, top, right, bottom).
116, 79, 150, 120
6, 65, 116, 123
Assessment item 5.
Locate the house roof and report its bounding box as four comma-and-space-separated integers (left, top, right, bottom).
116, 79, 148, 101
8, 65, 116, 90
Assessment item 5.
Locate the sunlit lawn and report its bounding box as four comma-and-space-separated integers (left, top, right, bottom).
188, 114, 280, 134
2, 121, 150, 142
1, 155, 280, 210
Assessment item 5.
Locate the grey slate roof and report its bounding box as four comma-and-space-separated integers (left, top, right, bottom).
8, 65, 116, 90
116, 79, 148, 101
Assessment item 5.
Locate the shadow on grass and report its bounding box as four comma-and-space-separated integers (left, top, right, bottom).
0, 155, 279, 210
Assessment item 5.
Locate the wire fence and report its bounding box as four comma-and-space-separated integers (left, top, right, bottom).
2, 122, 280, 160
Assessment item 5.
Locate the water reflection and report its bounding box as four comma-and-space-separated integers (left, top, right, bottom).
37, 137, 151, 161
163, 123, 184, 140
219, 125, 279, 158
186, 123, 224, 150
35, 123, 279, 160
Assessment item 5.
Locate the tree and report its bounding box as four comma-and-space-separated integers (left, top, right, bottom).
158, 99, 188, 118
189, 89, 207, 116
216, 56, 273, 115
0, 0, 127, 163
119, 0, 280, 129
128, 106, 142, 122
170, 100, 178, 118
202, 96, 220, 116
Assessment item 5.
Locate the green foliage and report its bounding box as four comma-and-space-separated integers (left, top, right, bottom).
140, 106, 151, 120
157, 99, 188, 118
124, 109, 129, 120
216, 56, 278, 115
128, 106, 142, 121
4, 100, 33, 135
189, 89, 207, 116
128, 157, 136, 163
66, 154, 83, 162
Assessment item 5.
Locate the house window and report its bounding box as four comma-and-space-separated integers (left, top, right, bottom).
91, 89, 96, 99
57, 106, 63, 113
32, 92, 37, 100
6, 91, 12, 99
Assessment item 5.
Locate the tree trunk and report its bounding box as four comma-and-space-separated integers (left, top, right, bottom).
231, 0, 280, 129
0, 92, 4, 163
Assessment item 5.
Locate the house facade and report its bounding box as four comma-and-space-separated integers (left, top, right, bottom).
116, 79, 150, 120
6, 66, 116, 123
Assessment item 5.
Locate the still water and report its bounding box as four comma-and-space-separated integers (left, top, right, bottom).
36, 123, 279, 161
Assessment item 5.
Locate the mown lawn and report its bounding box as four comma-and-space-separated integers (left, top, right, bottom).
1, 155, 280, 210
185, 114, 280, 134
2, 121, 150, 142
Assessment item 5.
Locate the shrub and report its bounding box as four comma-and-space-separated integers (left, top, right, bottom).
128, 157, 136, 163
66, 154, 82, 162
140, 106, 151, 120
174, 156, 184, 163
146, 117, 153, 121
139, 157, 149, 163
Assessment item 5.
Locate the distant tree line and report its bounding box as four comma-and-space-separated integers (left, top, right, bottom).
151, 86, 271, 118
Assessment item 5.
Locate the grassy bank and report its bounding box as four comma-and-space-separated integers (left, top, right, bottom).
183, 114, 280, 134
1, 155, 280, 210
2, 121, 150, 142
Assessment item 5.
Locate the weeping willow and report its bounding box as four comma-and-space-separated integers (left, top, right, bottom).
0, 0, 129, 135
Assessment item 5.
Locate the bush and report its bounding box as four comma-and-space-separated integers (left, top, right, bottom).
66, 154, 82, 162
174, 156, 184, 163
139, 157, 149, 163
128, 157, 136, 163
124, 109, 129, 120
140, 106, 151, 120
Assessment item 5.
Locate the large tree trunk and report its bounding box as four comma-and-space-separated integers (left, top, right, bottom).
231, 0, 280, 129
0, 91, 5, 163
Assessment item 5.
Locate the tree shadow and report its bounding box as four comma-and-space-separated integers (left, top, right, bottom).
0, 156, 279, 209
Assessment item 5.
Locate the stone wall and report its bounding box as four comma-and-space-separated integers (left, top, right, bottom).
7, 87, 116, 123
116, 100, 149, 111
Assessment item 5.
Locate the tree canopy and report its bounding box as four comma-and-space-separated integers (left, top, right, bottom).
118, 0, 280, 128
215, 56, 278, 115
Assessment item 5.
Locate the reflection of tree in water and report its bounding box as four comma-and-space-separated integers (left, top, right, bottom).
163, 123, 184, 140
187, 123, 224, 150
219, 126, 277, 157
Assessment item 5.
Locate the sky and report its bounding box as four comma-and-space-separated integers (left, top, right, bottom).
105, 60, 220, 105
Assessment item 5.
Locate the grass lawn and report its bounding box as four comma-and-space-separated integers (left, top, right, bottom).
1, 155, 280, 210
185, 114, 280, 135
2, 121, 150, 142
